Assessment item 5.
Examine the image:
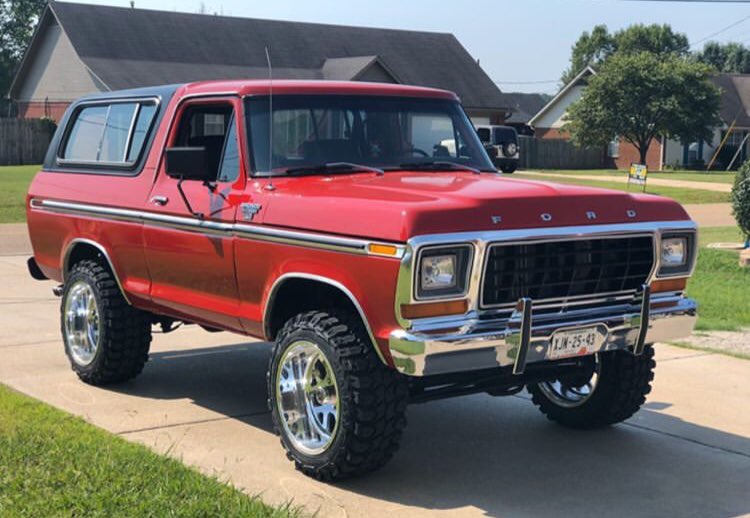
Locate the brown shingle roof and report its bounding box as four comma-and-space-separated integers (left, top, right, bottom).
28, 1, 507, 111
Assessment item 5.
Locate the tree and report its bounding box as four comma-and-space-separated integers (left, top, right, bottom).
563, 52, 721, 165
0, 0, 46, 99
732, 161, 750, 239
561, 25, 613, 84
697, 42, 750, 74
561, 24, 690, 84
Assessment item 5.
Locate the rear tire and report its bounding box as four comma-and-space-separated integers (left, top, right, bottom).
527, 346, 655, 429
61, 259, 152, 385
268, 310, 408, 481
500, 164, 517, 174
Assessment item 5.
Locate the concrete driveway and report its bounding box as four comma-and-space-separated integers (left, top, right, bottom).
1, 253, 749, 518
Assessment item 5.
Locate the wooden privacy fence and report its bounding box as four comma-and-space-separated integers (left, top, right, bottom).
0, 119, 56, 166
519, 136, 605, 170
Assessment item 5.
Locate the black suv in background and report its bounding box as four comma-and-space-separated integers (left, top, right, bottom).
476, 125, 519, 174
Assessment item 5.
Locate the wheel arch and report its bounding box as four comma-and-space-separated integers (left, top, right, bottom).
263, 273, 388, 365
62, 238, 131, 305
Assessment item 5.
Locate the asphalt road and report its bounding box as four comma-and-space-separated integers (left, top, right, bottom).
1, 253, 749, 518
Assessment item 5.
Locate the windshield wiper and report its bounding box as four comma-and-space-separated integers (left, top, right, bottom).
284, 162, 384, 176
394, 161, 484, 174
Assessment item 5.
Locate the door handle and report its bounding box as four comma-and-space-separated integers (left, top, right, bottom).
150, 195, 169, 206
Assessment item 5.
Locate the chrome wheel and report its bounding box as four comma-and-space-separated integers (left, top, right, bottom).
537, 355, 601, 408
64, 281, 100, 366
276, 340, 340, 455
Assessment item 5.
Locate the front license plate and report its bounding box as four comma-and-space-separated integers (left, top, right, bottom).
548, 327, 600, 360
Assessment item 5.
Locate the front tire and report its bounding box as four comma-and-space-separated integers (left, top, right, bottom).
527, 346, 655, 429
268, 310, 408, 480
61, 259, 152, 385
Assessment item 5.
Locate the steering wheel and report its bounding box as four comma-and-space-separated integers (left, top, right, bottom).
408, 148, 430, 157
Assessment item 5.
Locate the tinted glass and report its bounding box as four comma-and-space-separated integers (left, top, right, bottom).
63, 105, 108, 161
63, 101, 158, 165
99, 103, 137, 162
217, 115, 240, 183
246, 95, 495, 174
477, 128, 491, 143
492, 127, 517, 144
127, 103, 157, 162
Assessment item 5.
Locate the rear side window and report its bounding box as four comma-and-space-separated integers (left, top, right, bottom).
477, 128, 490, 143
61, 99, 158, 166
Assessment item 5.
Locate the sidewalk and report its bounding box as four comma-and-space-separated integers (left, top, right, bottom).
683, 203, 736, 227
521, 171, 732, 193
0, 223, 31, 256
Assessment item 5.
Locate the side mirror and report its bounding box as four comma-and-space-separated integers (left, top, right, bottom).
165, 147, 212, 181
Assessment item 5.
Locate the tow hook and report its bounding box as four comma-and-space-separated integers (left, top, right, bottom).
53, 285, 64, 297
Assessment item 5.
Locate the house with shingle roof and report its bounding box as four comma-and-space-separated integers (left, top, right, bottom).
662, 73, 750, 169
528, 68, 750, 170
8, 1, 510, 124
501, 92, 549, 135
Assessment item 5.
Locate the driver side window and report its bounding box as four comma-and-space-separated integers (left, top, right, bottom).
174, 104, 238, 183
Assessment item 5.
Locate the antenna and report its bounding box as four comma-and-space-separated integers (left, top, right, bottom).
264, 46, 276, 190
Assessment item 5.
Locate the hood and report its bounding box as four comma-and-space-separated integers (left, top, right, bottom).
261, 172, 690, 242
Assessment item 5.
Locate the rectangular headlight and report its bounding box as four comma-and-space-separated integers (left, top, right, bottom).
416, 245, 472, 299
661, 237, 687, 267
658, 233, 695, 277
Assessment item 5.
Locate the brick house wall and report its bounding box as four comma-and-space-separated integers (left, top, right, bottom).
18, 101, 70, 122
610, 138, 663, 171
535, 128, 566, 139
535, 126, 663, 171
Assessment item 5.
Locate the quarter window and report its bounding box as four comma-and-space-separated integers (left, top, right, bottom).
62, 100, 158, 165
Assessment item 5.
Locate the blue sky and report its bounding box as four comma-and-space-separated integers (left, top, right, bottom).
66, 0, 750, 94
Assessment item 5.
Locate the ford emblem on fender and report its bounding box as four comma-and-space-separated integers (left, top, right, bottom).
240, 203, 262, 222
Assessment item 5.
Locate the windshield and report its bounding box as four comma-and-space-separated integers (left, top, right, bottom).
245, 95, 496, 175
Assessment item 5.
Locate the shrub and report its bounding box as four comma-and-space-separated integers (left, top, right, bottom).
732, 161, 750, 239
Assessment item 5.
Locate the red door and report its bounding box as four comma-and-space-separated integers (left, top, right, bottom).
143, 96, 249, 332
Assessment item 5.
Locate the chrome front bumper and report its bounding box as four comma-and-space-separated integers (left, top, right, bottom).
389, 292, 697, 377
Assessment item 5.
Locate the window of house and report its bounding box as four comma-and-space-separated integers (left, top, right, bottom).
726, 130, 747, 148
607, 137, 620, 158
204, 114, 227, 136
62, 100, 158, 165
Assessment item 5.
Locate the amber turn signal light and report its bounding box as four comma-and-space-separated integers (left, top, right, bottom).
401, 299, 469, 319
368, 243, 400, 256
650, 278, 687, 293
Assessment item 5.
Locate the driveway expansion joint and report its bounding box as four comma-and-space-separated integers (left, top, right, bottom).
623, 422, 750, 459
117, 409, 271, 436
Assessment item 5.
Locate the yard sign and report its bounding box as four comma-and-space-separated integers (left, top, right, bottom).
628, 163, 648, 192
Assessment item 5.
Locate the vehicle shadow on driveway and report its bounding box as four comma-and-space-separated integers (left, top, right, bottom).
112, 342, 750, 518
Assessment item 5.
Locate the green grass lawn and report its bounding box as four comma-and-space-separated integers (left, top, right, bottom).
512, 172, 730, 205
687, 226, 750, 331
0, 165, 37, 223
0, 384, 300, 517
531, 168, 737, 185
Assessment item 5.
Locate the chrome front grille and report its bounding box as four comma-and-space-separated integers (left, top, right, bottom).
480, 236, 655, 308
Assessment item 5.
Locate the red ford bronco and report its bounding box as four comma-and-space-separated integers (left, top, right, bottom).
26, 80, 697, 480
